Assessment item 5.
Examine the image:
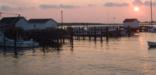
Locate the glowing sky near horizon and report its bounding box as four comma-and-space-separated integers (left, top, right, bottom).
0, 0, 155, 23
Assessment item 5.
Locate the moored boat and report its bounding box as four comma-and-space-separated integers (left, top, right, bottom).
0, 32, 39, 48
0, 39, 39, 48
148, 41, 156, 48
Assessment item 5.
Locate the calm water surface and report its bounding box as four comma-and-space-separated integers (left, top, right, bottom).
1, 33, 156, 75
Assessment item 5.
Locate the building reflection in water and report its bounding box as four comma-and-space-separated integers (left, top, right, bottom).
0, 44, 64, 58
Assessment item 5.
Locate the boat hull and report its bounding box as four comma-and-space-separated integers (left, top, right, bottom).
148, 41, 156, 48
0, 40, 39, 48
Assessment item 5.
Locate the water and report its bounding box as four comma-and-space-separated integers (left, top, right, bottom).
1, 33, 156, 75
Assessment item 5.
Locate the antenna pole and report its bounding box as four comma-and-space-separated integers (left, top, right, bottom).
61, 10, 64, 25
18, 14, 21, 17
60, 9, 64, 29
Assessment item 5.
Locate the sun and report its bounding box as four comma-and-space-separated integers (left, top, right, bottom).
133, 6, 140, 12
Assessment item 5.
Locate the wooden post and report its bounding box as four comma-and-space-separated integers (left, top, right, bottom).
32, 39, 35, 54
83, 27, 85, 40
127, 26, 131, 37
116, 26, 120, 37
106, 27, 109, 42
70, 28, 74, 48
68, 27, 74, 46
94, 27, 97, 41
100, 27, 103, 42
88, 28, 91, 41
14, 30, 18, 56
42, 47, 46, 55
62, 29, 65, 44
3, 29, 6, 50
77, 27, 80, 40
2, 29, 6, 56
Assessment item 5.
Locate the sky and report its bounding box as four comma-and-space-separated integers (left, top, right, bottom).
0, 0, 156, 23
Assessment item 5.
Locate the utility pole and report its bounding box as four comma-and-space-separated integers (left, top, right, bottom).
61, 10, 63, 24
61, 10, 64, 29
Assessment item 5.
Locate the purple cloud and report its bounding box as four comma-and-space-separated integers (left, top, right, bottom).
104, 2, 129, 7
40, 4, 79, 9
0, 5, 12, 11
104, 0, 156, 8
144, 1, 156, 6
132, 0, 144, 6
0, 5, 35, 11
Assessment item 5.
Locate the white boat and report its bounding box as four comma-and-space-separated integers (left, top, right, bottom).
0, 32, 39, 48
0, 39, 39, 48
148, 41, 156, 48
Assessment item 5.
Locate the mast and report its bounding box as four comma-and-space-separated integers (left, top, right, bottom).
0, 12, 1, 18
150, 0, 153, 26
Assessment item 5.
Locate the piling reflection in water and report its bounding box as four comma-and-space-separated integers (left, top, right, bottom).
0, 32, 143, 58
0, 44, 64, 58
0, 33, 156, 75
0, 33, 120, 58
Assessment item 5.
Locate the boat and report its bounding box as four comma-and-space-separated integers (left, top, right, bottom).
148, 41, 156, 48
0, 39, 39, 48
0, 32, 39, 48
147, 0, 155, 48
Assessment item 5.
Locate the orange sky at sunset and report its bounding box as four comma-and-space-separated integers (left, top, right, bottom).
0, 0, 155, 23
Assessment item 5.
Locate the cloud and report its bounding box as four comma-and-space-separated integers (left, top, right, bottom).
144, 1, 156, 6
132, 0, 144, 6
103, 0, 156, 8
104, 2, 129, 7
0, 4, 35, 11
87, 4, 97, 7
0, 5, 12, 11
132, 0, 156, 6
39, 4, 79, 9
